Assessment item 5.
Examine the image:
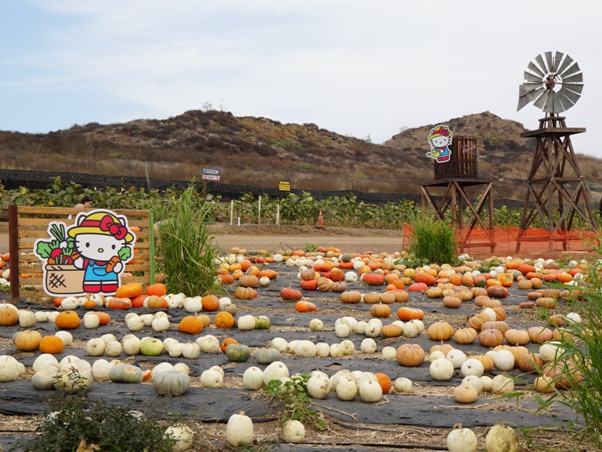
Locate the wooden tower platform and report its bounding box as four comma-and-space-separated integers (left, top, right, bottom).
421, 136, 495, 253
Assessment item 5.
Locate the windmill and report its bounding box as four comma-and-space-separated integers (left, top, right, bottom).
516, 51, 597, 241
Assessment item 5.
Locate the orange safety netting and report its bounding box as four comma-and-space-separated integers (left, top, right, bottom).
402, 225, 600, 259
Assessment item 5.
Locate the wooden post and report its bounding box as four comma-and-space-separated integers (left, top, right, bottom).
276, 203, 280, 227
258, 195, 261, 225
230, 200, 234, 226
9, 205, 19, 304
148, 210, 156, 285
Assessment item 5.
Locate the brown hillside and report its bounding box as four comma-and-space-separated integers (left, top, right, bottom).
1, 110, 601, 202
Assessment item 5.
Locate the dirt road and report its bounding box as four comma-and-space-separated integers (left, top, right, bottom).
0, 222, 404, 255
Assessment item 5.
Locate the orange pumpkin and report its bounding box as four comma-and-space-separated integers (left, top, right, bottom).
375, 372, 392, 394
131, 294, 148, 308
39, 335, 65, 354
362, 272, 385, 286
146, 283, 167, 297
92, 311, 111, 325
369, 303, 391, 318
178, 315, 204, 334
201, 295, 220, 311
14, 330, 42, 351
215, 311, 235, 329
397, 307, 424, 321
295, 301, 317, 312
107, 297, 132, 310
234, 287, 257, 300
115, 283, 144, 299
220, 337, 238, 353
396, 343, 425, 367
280, 288, 303, 301
299, 279, 318, 290
55, 310, 81, 329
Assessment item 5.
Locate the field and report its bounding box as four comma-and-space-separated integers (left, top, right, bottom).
0, 225, 596, 451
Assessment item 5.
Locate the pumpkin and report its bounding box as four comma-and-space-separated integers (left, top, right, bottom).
299, 279, 318, 290
14, 330, 42, 351
238, 275, 259, 288
453, 384, 479, 404
379, 291, 396, 304
220, 337, 239, 353
340, 290, 362, 304
362, 272, 385, 285
442, 296, 462, 308
145, 282, 167, 296
485, 424, 519, 452
374, 372, 392, 394
146, 296, 167, 309
454, 327, 477, 345
316, 277, 332, 291
427, 321, 454, 341
39, 335, 65, 354
447, 426, 478, 452
481, 320, 509, 334
504, 328, 530, 345
280, 288, 303, 301
396, 343, 425, 367
363, 292, 381, 304
107, 297, 132, 310
109, 363, 143, 383
55, 310, 81, 329
468, 312, 491, 331
91, 311, 111, 326
536, 297, 557, 309
295, 301, 317, 312
153, 370, 190, 396
178, 315, 204, 334
471, 354, 495, 372
214, 311, 235, 329
254, 347, 281, 365
381, 323, 403, 338
201, 294, 220, 311
528, 326, 554, 343
226, 344, 251, 362
115, 283, 143, 299
429, 358, 455, 380
478, 329, 504, 347
397, 307, 424, 321
234, 287, 257, 299
359, 379, 383, 403
226, 412, 254, 447
486, 285, 508, 298
370, 303, 391, 318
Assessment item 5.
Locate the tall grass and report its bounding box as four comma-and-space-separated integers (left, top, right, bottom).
535, 260, 602, 448
406, 212, 458, 265
153, 184, 221, 296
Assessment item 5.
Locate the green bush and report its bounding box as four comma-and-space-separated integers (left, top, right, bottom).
534, 260, 602, 448
406, 212, 458, 265
153, 183, 221, 295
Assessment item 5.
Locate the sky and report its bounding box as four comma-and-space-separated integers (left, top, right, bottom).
1, 1, 602, 158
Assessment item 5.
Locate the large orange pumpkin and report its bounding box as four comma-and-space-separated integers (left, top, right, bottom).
280, 288, 303, 301
39, 335, 65, 354
55, 310, 81, 329
145, 283, 167, 297
214, 311, 235, 329
201, 295, 220, 311
115, 283, 143, 299
397, 307, 424, 321
178, 315, 204, 334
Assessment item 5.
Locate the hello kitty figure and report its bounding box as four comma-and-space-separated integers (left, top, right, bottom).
427, 125, 453, 163
68, 210, 135, 294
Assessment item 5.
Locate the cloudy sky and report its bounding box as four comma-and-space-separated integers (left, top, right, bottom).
1, 1, 601, 158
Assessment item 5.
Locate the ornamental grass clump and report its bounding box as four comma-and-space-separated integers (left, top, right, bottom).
533, 260, 602, 448
153, 183, 221, 295
407, 213, 457, 265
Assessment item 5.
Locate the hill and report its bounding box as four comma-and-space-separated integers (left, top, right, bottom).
1, 110, 601, 203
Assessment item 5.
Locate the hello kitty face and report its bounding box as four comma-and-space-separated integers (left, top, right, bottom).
431, 135, 450, 148
74, 233, 125, 261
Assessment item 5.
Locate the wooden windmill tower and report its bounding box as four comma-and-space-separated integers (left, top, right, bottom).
516, 51, 597, 237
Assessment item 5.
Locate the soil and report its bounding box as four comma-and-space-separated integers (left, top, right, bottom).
0, 222, 594, 451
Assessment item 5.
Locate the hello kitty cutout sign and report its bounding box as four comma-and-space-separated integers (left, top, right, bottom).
34, 209, 136, 297
426, 125, 453, 163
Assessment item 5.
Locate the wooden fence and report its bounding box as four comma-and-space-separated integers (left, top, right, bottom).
8, 206, 155, 303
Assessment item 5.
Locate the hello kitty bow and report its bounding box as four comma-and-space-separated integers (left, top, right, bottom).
80, 215, 129, 240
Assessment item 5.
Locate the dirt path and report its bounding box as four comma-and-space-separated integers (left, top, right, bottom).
0, 223, 404, 254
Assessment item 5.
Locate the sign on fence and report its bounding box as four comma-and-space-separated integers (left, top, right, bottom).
279, 181, 290, 191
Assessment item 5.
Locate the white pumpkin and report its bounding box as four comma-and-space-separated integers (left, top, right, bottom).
242, 366, 264, 390
91, 359, 113, 381
104, 340, 123, 357
344, 271, 358, 282
183, 297, 202, 313
54, 330, 73, 346
237, 315, 256, 331
381, 346, 397, 360
45, 311, 60, 323
0, 355, 22, 382
280, 419, 305, 443
340, 339, 355, 355
306, 375, 330, 399
485, 423, 519, 452
198, 335, 221, 354
152, 362, 175, 377
480, 375, 493, 392
126, 315, 145, 332
491, 374, 515, 395
295, 340, 317, 358
309, 318, 324, 332
31, 368, 58, 390
446, 349, 467, 368
354, 320, 367, 335
269, 337, 289, 352
447, 426, 478, 452
402, 320, 421, 338
428, 350, 446, 362
83, 312, 100, 329
539, 341, 564, 362
462, 375, 484, 394
393, 377, 412, 393
34, 311, 48, 322
364, 318, 382, 338
460, 358, 485, 377
492, 350, 515, 371
174, 363, 190, 375
181, 342, 201, 359
334, 322, 351, 338
18, 310, 37, 328
315, 342, 330, 358
86, 338, 106, 357
164, 424, 194, 451
60, 296, 79, 310
151, 316, 170, 332
59, 355, 91, 373
32, 354, 59, 373
168, 342, 184, 358
262, 361, 289, 385
226, 412, 253, 447
335, 376, 358, 401
360, 338, 377, 354
329, 343, 344, 358
359, 379, 382, 403
140, 313, 155, 326
122, 335, 141, 355
429, 358, 455, 381
200, 369, 223, 388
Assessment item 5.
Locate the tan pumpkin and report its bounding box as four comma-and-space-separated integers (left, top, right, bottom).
481, 321, 509, 334
471, 354, 495, 372
473, 295, 491, 307
363, 292, 381, 304
528, 326, 554, 343
478, 329, 504, 347
430, 343, 455, 355
481, 298, 502, 308
468, 312, 491, 331
392, 290, 410, 303
427, 321, 454, 341
536, 297, 557, 309
442, 296, 462, 308
340, 291, 362, 304
317, 277, 332, 291
238, 275, 259, 288
381, 323, 403, 338
426, 286, 443, 298
453, 327, 477, 345
504, 328, 530, 345
370, 304, 391, 318
379, 292, 396, 304
517, 353, 544, 373
234, 287, 256, 300
396, 343, 425, 367
14, 330, 42, 351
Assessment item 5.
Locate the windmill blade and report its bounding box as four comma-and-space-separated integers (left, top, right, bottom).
528, 61, 546, 78
533, 90, 549, 110
562, 72, 583, 84
551, 51, 564, 73
527, 86, 545, 102
560, 62, 581, 78
520, 82, 543, 96
556, 54, 574, 75
543, 92, 556, 112
517, 92, 531, 111
534, 54, 549, 74
556, 88, 578, 108
563, 82, 584, 94
524, 70, 544, 83
518, 84, 543, 110
545, 51, 554, 73
553, 95, 566, 113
